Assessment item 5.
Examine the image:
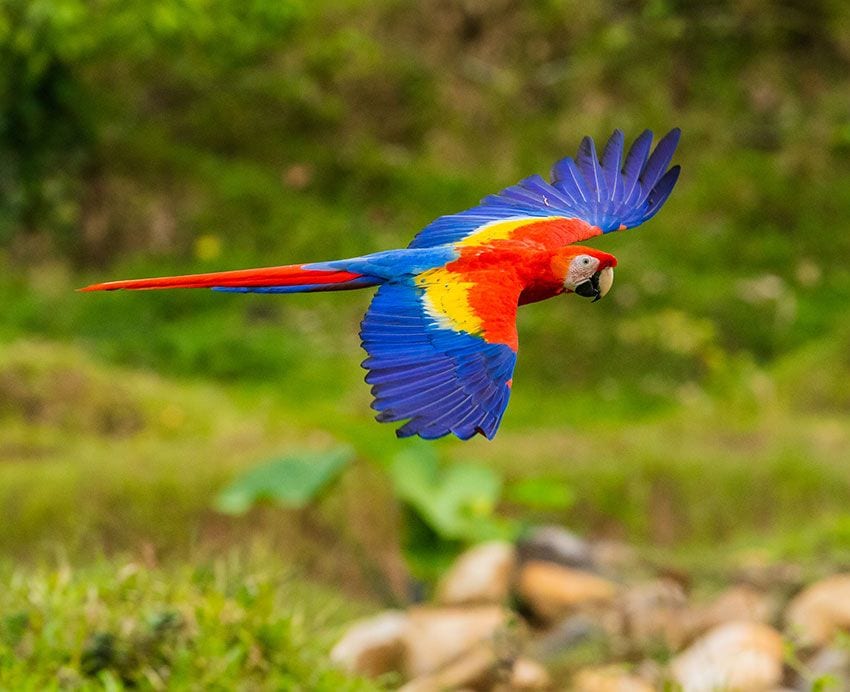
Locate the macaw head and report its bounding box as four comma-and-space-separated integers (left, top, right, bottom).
553, 246, 617, 302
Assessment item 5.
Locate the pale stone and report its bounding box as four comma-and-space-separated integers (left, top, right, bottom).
800, 646, 850, 688
330, 610, 408, 678
527, 612, 609, 661
508, 657, 551, 690
786, 573, 850, 647
618, 578, 689, 651
399, 640, 501, 692
405, 651, 550, 692
436, 541, 516, 605
572, 665, 654, 692
733, 553, 803, 590
590, 539, 638, 576
517, 560, 617, 622
402, 605, 509, 678
633, 659, 664, 688
686, 584, 776, 638
669, 621, 784, 692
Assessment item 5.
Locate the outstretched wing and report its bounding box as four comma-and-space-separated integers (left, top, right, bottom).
360, 272, 521, 440
407, 128, 680, 250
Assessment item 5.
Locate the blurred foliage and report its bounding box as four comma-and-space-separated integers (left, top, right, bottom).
390, 446, 509, 580
390, 446, 580, 581
2, 0, 850, 645
505, 476, 575, 513
391, 446, 507, 543
215, 447, 354, 514
2, 0, 850, 408
0, 0, 304, 247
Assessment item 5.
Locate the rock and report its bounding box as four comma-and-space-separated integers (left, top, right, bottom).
402, 605, 511, 678
733, 553, 804, 590
632, 659, 664, 688
801, 646, 850, 688
399, 640, 505, 692
506, 657, 551, 690
669, 621, 784, 692
786, 573, 850, 647
590, 540, 639, 577
330, 610, 408, 678
517, 560, 617, 623
618, 578, 689, 652
517, 525, 595, 570
572, 665, 654, 692
527, 613, 608, 661
404, 653, 551, 692
687, 584, 776, 638
436, 541, 516, 606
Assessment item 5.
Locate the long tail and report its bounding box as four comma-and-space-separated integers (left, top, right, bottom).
79, 262, 381, 293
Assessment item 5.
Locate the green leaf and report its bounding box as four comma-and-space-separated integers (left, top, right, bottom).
389, 447, 439, 511
435, 464, 502, 534
506, 477, 576, 511
812, 674, 839, 692
215, 447, 354, 515
389, 447, 507, 542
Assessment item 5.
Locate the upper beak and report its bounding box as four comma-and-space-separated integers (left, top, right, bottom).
575, 267, 614, 302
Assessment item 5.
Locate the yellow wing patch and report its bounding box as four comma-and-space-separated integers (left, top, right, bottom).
416, 268, 483, 335
456, 216, 562, 248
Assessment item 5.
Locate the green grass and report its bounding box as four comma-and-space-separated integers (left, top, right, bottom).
0, 553, 383, 690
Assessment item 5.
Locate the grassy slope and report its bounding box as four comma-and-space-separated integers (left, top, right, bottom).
0, 556, 383, 690
2, 331, 850, 684
0, 339, 397, 687
3, 330, 850, 567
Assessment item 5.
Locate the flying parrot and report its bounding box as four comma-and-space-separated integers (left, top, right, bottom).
82, 128, 681, 441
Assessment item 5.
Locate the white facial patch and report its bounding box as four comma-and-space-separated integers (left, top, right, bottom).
564, 254, 600, 290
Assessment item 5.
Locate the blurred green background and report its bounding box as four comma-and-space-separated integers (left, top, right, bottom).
3, 0, 850, 686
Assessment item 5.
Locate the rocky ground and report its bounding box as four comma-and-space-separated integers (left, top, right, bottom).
331, 527, 850, 691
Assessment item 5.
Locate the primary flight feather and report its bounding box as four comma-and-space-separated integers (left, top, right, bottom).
82, 128, 681, 441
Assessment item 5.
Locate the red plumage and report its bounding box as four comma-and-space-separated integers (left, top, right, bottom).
79, 264, 363, 292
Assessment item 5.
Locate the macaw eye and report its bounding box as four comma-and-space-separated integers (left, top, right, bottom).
580, 256, 592, 266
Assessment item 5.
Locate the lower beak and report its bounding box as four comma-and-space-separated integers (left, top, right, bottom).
575, 267, 614, 302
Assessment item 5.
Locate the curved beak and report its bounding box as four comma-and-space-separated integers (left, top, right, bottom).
575, 267, 614, 302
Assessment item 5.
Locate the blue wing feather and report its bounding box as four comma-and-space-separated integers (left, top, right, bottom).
641, 165, 681, 221
407, 128, 680, 248
360, 282, 517, 441
621, 130, 653, 205
601, 129, 625, 204
639, 128, 681, 193
576, 136, 606, 205
551, 157, 590, 204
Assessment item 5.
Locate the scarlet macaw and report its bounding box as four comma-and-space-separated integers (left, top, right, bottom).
82, 129, 681, 440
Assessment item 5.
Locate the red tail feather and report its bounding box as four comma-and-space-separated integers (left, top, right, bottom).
79, 264, 363, 292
